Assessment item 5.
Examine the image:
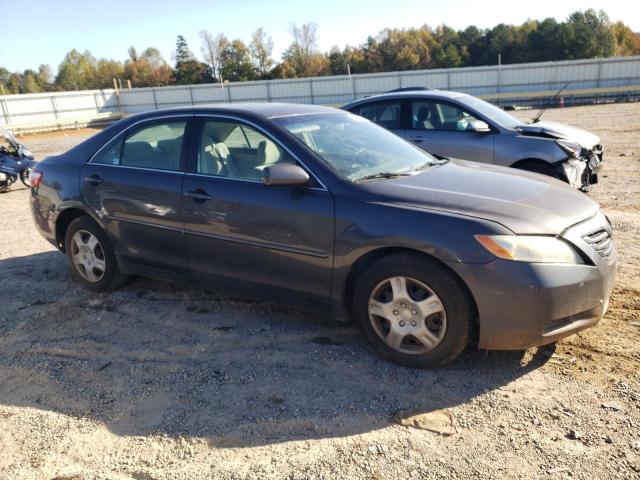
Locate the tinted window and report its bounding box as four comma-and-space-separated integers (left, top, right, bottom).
198, 120, 296, 181
354, 101, 402, 129
411, 101, 478, 131
94, 121, 186, 171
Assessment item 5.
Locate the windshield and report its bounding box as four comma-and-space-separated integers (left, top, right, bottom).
457, 95, 523, 129
273, 112, 441, 182
0, 128, 18, 146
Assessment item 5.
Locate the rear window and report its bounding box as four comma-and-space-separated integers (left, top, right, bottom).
92, 121, 186, 171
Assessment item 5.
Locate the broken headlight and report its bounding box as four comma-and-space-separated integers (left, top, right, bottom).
556, 140, 582, 158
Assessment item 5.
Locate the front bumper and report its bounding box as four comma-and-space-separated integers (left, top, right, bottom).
557, 144, 604, 191
449, 211, 616, 350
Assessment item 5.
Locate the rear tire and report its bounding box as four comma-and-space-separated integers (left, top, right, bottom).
20, 169, 31, 187
515, 161, 560, 179
353, 253, 475, 368
64, 216, 129, 292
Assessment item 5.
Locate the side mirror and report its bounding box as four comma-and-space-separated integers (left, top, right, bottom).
262, 163, 310, 187
466, 119, 491, 133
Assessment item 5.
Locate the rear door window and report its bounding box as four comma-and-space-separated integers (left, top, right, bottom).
93, 121, 187, 171
353, 101, 402, 129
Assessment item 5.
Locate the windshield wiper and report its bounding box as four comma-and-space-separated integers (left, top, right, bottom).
354, 172, 413, 183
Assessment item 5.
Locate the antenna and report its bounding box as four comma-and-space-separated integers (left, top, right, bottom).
532, 82, 569, 123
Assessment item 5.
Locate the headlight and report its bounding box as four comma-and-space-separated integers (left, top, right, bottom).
556, 140, 582, 157
475, 235, 584, 264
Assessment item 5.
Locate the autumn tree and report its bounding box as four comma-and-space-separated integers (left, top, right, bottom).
249, 28, 274, 78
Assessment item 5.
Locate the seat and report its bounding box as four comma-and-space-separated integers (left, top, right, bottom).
199, 135, 224, 175
122, 141, 155, 168
416, 106, 436, 130
256, 140, 284, 168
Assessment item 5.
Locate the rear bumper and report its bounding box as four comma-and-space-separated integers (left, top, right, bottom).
448, 212, 616, 350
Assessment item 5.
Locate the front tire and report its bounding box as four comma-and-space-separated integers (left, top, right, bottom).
64, 216, 128, 292
353, 254, 475, 368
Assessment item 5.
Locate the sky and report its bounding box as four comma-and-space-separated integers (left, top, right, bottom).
1, 0, 639, 73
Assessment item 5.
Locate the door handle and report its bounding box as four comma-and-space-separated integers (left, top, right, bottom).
84, 175, 103, 185
412, 137, 425, 143
185, 189, 213, 201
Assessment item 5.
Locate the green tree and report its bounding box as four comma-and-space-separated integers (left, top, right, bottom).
565, 9, 615, 59
55, 49, 96, 90
95, 59, 124, 88
220, 39, 257, 81
175, 35, 193, 65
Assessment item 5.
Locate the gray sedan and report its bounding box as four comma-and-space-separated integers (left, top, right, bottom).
30, 103, 615, 368
343, 90, 603, 190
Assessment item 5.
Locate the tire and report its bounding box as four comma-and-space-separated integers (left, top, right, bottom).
20, 169, 31, 187
515, 161, 560, 179
353, 253, 475, 368
64, 216, 129, 292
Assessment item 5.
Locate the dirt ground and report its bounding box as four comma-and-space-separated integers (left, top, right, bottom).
0, 104, 638, 480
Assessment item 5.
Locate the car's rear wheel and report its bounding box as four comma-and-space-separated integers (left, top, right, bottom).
353, 254, 475, 368
64, 216, 128, 292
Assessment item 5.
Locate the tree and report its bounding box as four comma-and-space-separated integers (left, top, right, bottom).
140, 47, 167, 69
36, 64, 54, 91
282, 22, 322, 76
565, 9, 615, 59
611, 22, 640, 56
95, 59, 124, 88
220, 39, 257, 81
55, 49, 96, 90
128, 46, 139, 63
199, 31, 228, 81
175, 35, 194, 65
249, 28, 274, 77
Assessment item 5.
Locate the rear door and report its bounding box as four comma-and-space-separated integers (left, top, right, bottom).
81, 117, 191, 270
182, 116, 334, 300
405, 99, 494, 163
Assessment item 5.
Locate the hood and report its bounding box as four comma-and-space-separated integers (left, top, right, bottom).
366, 160, 599, 234
516, 121, 600, 148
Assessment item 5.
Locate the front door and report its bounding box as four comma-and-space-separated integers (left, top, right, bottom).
404, 99, 495, 164
81, 118, 190, 269
182, 117, 334, 300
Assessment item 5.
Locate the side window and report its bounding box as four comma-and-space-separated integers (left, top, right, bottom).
354, 101, 402, 129
411, 101, 478, 131
93, 139, 122, 165
198, 120, 297, 181
99, 121, 186, 171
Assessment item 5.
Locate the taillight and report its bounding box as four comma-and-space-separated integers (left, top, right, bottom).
29, 170, 43, 188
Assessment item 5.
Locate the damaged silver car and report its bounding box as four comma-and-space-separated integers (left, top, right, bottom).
342, 89, 603, 190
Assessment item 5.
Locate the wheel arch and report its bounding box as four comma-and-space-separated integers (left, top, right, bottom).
341, 246, 479, 332
55, 206, 98, 252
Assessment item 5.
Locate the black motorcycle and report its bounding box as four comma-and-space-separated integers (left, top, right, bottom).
0, 128, 36, 192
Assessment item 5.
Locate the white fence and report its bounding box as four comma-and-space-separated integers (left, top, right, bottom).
2, 55, 640, 127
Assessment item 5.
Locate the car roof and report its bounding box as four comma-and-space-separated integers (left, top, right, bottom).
127, 102, 341, 123
342, 89, 469, 109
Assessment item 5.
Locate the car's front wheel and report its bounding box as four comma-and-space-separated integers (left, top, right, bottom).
353, 254, 475, 368
64, 216, 129, 292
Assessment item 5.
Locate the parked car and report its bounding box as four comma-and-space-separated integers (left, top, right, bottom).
30, 104, 616, 367
342, 89, 603, 191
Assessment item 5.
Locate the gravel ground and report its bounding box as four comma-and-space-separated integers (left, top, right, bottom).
0, 105, 639, 480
